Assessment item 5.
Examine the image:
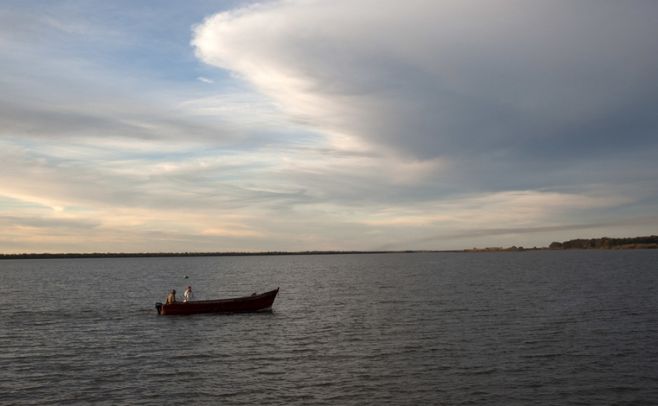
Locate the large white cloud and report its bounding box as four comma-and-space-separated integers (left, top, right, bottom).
2, 1, 658, 253
193, 0, 658, 166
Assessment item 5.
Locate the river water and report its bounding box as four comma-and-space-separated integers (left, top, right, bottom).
1, 250, 657, 405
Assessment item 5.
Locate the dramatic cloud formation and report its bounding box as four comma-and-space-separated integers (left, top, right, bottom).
193, 0, 658, 178
1, 0, 657, 253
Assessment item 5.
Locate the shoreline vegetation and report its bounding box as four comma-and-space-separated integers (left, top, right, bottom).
465, 235, 658, 252
1, 236, 656, 260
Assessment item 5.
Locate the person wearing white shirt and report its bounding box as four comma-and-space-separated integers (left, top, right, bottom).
183, 286, 193, 303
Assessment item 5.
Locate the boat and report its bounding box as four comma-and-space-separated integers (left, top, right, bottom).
155, 287, 279, 315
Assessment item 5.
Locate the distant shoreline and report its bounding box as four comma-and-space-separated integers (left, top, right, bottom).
1, 235, 656, 260
0, 250, 449, 260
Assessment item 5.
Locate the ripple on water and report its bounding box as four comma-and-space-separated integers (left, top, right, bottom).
1, 251, 658, 404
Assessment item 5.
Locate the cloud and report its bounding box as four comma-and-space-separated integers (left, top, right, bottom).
0, 215, 100, 231
0, 69, 245, 145
197, 76, 214, 83
193, 0, 658, 182
2, 1, 657, 253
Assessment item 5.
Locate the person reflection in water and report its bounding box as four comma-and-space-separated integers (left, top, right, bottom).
184, 286, 193, 303
166, 289, 176, 304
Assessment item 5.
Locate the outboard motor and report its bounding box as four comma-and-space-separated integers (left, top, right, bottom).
155, 302, 163, 315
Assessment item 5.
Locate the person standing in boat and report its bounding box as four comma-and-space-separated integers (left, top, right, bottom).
166, 289, 176, 304
184, 286, 193, 303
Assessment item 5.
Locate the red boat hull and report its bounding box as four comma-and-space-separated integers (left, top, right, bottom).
156, 288, 279, 315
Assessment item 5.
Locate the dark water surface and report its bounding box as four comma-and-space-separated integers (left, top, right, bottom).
1, 251, 657, 405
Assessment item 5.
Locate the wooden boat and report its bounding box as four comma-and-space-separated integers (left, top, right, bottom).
155, 288, 279, 315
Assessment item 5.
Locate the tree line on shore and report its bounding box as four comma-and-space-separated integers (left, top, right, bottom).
0, 250, 421, 260
1, 236, 656, 259
549, 235, 658, 250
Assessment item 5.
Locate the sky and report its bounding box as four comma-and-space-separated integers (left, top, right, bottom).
1, 0, 657, 253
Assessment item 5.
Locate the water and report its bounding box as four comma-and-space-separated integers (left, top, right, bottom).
1, 250, 657, 405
